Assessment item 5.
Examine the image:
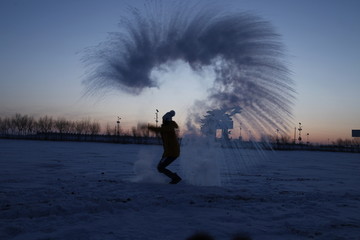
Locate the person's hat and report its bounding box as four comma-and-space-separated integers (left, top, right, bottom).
162, 110, 175, 122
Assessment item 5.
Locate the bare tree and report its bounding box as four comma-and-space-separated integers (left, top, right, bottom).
279, 135, 291, 144
89, 121, 101, 135
0, 117, 7, 135
0, 117, 3, 134
105, 123, 115, 135
11, 113, 36, 135
6, 116, 16, 134
54, 118, 70, 134
25, 115, 35, 134
37, 115, 54, 133
12, 113, 25, 135
129, 124, 148, 137
83, 119, 92, 135
335, 138, 356, 147
131, 126, 138, 137
137, 123, 149, 137
66, 121, 75, 134
353, 138, 359, 147
74, 120, 86, 135
5, 117, 12, 134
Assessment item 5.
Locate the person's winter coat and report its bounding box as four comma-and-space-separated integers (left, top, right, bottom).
148, 121, 180, 158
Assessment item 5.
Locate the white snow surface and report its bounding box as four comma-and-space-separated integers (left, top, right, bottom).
0, 139, 359, 240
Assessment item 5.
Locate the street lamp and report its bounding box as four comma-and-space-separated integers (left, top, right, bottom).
117, 117, 121, 136
239, 122, 242, 141
298, 122, 302, 144
307, 133, 310, 145
155, 109, 159, 127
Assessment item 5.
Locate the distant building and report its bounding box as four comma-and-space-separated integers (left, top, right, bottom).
352, 130, 360, 137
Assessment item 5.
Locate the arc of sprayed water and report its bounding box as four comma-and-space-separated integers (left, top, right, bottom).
82, 1, 296, 136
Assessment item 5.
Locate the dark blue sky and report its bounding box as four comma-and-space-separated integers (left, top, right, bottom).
1, 0, 359, 142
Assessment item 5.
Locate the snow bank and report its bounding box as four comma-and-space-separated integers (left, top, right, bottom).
0, 140, 359, 240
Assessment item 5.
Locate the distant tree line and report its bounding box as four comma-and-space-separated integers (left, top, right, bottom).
0, 113, 163, 145
332, 138, 359, 147
0, 113, 101, 136
260, 134, 292, 145
0, 113, 158, 138
262, 133, 359, 147
1, 113, 358, 150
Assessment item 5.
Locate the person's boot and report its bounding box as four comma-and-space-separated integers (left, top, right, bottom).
169, 173, 182, 184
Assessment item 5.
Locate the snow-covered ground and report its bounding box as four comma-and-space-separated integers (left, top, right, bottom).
0, 139, 359, 240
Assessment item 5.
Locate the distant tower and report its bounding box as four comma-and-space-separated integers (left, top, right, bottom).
307, 133, 310, 144
155, 109, 159, 127
239, 122, 242, 141
117, 117, 121, 136
298, 122, 302, 144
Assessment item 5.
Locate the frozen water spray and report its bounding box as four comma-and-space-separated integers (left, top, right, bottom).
82, 1, 296, 186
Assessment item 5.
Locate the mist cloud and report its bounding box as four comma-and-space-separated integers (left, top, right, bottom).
83, 1, 295, 135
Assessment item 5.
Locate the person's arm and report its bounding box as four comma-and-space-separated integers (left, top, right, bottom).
147, 124, 161, 133
160, 121, 179, 132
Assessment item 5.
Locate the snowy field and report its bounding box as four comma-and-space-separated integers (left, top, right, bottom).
1, 139, 359, 240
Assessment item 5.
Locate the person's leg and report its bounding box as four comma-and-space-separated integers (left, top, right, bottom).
157, 157, 176, 178
157, 157, 182, 183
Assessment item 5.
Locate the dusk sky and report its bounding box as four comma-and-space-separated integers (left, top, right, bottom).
1, 0, 359, 143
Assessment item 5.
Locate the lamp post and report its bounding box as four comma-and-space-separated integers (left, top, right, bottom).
239, 122, 242, 141
298, 122, 302, 144
155, 109, 159, 127
117, 117, 121, 136
307, 133, 310, 145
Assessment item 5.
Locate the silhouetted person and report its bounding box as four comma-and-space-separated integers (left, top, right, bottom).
148, 110, 182, 184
